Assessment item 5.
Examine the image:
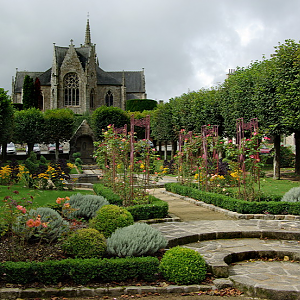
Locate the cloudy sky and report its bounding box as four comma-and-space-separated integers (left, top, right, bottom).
1, 0, 300, 102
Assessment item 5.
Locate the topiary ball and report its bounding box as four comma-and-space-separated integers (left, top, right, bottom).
89, 204, 134, 238
62, 228, 106, 258
159, 246, 207, 285
106, 223, 167, 257
281, 187, 300, 202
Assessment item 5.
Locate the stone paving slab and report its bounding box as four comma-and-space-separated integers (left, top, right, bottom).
229, 260, 300, 300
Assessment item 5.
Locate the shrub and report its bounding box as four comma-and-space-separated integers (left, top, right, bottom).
279, 145, 295, 168
89, 205, 134, 238
159, 246, 207, 284
281, 187, 300, 202
62, 228, 106, 258
126, 99, 157, 112
126, 195, 169, 220
64, 193, 109, 220
13, 207, 70, 241
107, 223, 167, 257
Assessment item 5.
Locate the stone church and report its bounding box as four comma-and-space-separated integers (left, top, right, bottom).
12, 19, 147, 114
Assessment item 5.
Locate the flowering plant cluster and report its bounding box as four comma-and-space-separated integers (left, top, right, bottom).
174, 127, 270, 201
94, 125, 162, 206
0, 161, 28, 185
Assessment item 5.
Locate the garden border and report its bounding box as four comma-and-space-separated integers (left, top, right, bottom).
164, 183, 300, 220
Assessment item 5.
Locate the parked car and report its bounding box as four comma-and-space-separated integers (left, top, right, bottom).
48, 143, 63, 153
6, 142, 16, 155
26, 143, 41, 154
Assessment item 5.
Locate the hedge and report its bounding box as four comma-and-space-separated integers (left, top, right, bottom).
126, 99, 157, 112
93, 183, 123, 206
94, 184, 169, 220
165, 183, 300, 215
0, 256, 159, 285
126, 195, 169, 220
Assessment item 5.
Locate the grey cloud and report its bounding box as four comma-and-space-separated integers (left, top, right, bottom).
1, 0, 300, 102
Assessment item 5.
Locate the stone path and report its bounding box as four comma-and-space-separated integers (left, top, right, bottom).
150, 188, 300, 300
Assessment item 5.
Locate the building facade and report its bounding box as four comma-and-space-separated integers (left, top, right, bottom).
12, 19, 147, 114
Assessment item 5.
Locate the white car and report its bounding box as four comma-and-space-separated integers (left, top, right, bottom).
6, 142, 16, 155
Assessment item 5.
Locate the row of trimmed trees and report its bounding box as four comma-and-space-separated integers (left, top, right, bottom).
150, 39, 300, 179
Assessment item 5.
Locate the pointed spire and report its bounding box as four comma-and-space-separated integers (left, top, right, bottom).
85, 16, 91, 46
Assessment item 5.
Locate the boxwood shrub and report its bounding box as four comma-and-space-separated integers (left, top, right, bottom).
165, 183, 300, 215
0, 257, 159, 285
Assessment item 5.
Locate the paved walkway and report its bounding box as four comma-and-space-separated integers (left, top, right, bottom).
150, 188, 300, 300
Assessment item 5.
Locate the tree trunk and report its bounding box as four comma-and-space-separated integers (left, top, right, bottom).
164, 141, 168, 161
273, 134, 281, 180
171, 140, 177, 159
295, 131, 300, 175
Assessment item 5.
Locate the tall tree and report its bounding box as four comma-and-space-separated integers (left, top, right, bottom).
273, 39, 300, 175
0, 89, 14, 161
22, 75, 35, 109
44, 109, 75, 161
151, 102, 177, 158
14, 108, 45, 154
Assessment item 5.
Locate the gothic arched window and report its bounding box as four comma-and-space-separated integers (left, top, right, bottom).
90, 88, 95, 109
105, 90, 113, 106
64, 73, 79, 106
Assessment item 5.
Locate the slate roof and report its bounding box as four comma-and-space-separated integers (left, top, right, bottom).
107, 71, 145, 93
96, 66, 122, 86
13, 71, 44, 93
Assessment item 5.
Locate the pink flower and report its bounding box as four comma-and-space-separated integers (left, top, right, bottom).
34, 219, 41, 227
42, 222, 48, 228
16, 205, 26, 214
26, 219, 35, 228
64, 203, 70, 208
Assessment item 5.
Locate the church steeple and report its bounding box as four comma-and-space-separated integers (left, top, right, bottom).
85, 17, 91, 46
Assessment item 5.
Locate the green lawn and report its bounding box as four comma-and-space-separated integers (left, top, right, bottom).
259, 177, 300, 196
0, 184, 94, 208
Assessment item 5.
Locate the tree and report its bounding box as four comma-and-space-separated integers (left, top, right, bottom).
91, 106, 129, 140
14, 108, 45, 155
151, 102, 177, 159
22, 75, 35, 109
34, 78, 43, 110
0, 89, 14, 161
44, 109, 75, 161
273, 39, 300, 175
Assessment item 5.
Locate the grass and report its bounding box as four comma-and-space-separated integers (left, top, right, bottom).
0, 183, 94, 208
259, 177, 300, 196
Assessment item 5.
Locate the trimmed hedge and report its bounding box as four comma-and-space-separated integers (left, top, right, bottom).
93, 183, 123, 206
0, 256, 159, 285
126, 196, 168, 220
94, 184, 169, 220
126, 99, 157, 112
165, 183, 300, 215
